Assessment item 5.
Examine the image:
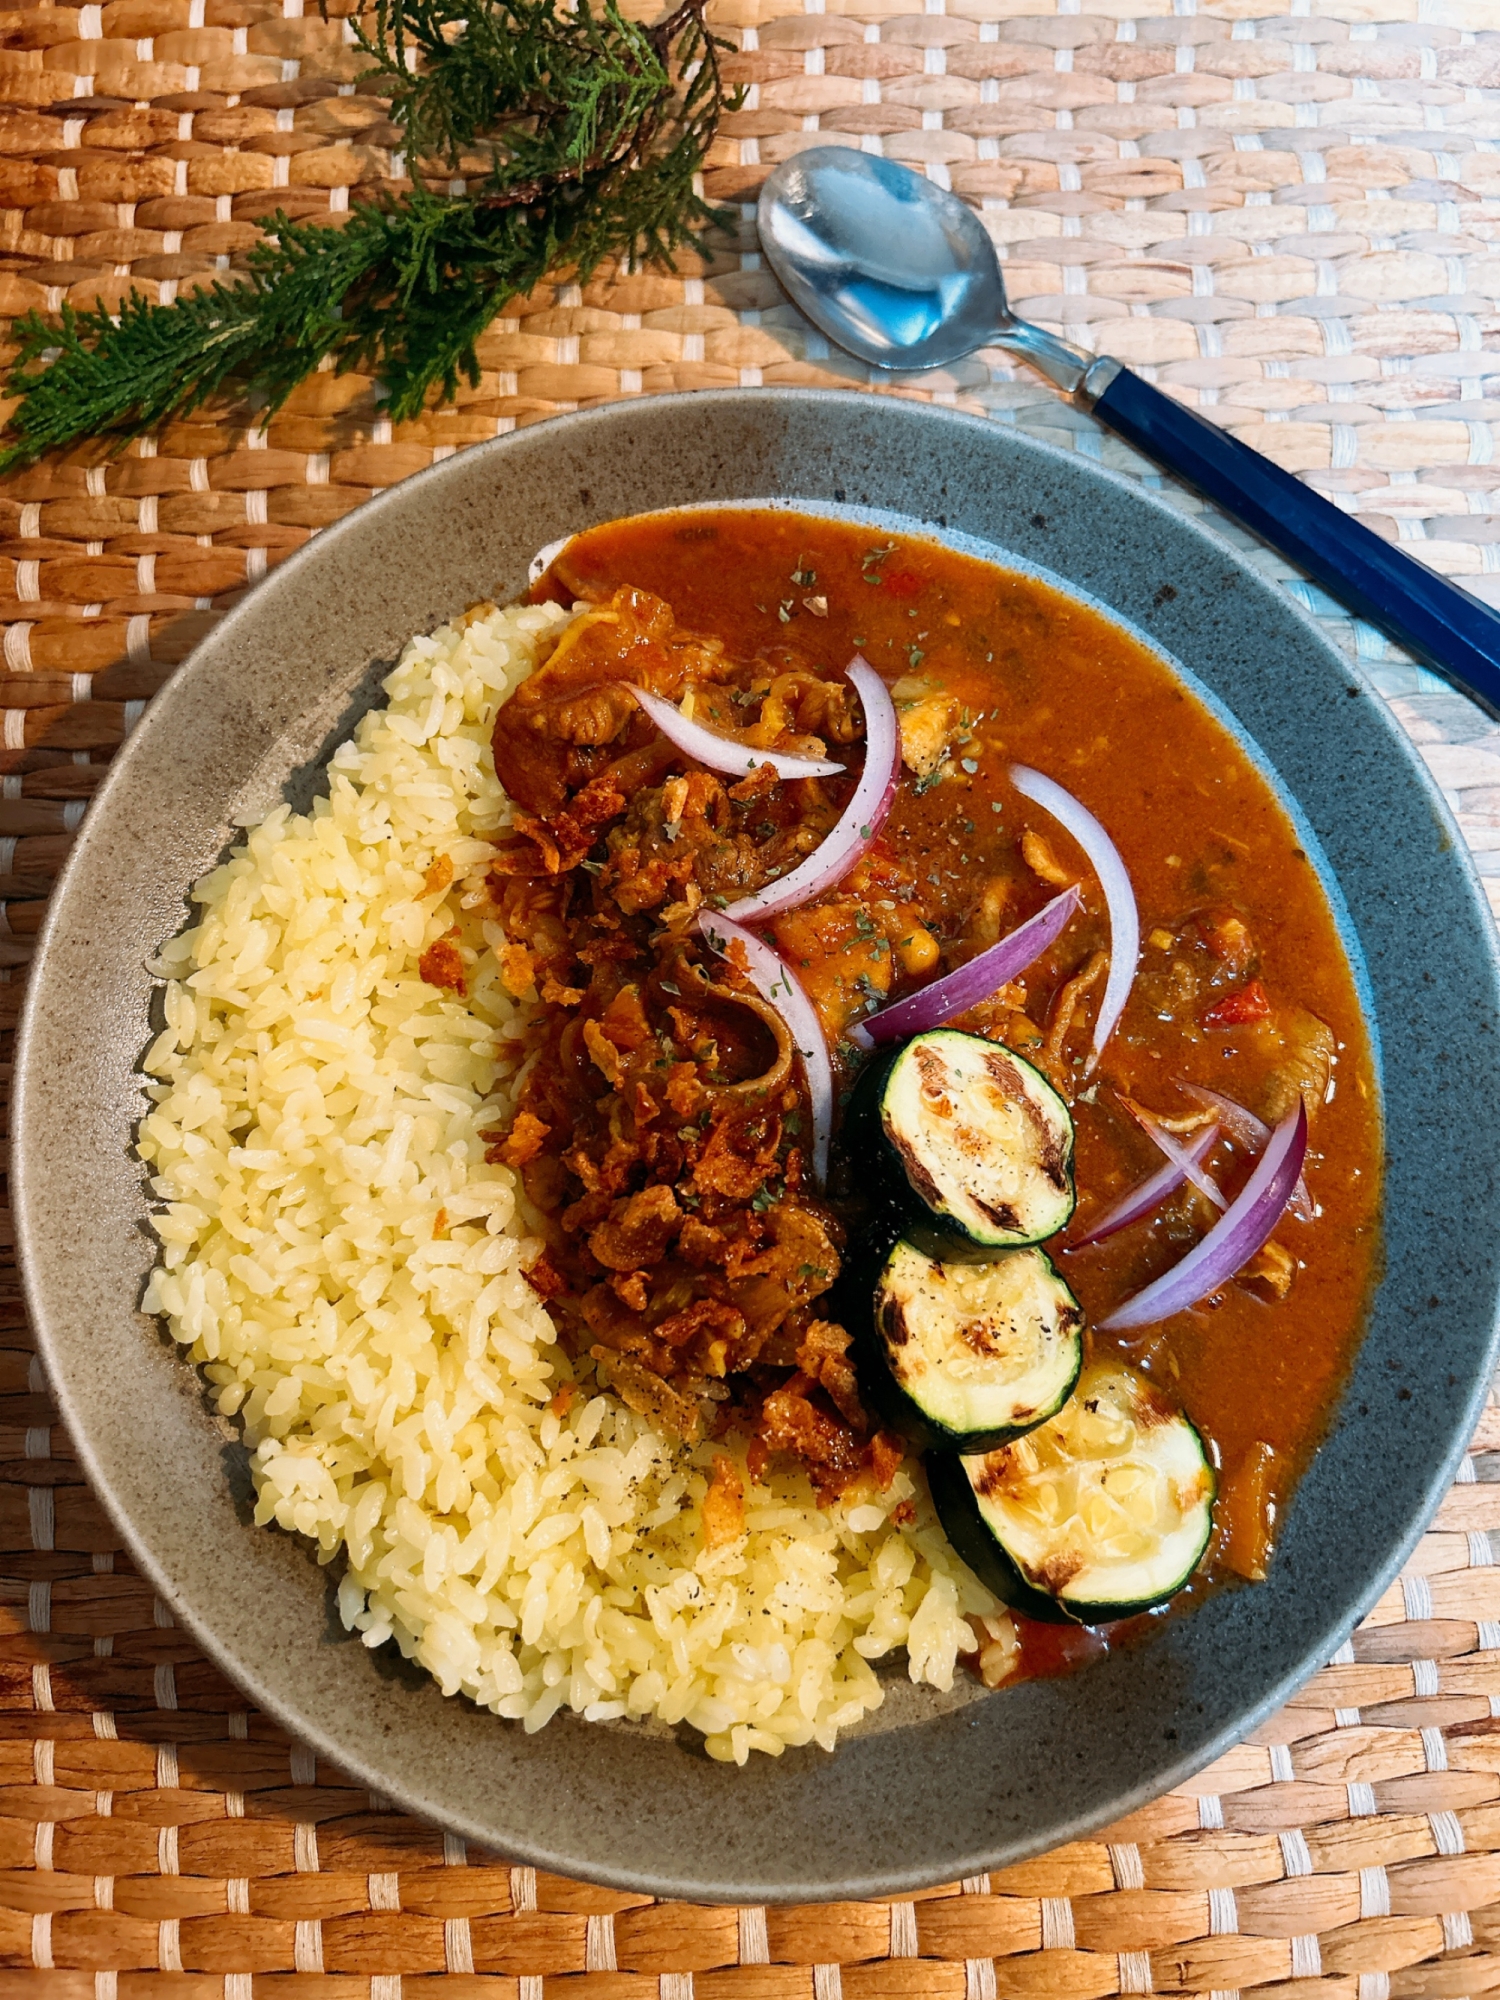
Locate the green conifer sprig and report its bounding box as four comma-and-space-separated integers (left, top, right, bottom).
0, 0, 738, 470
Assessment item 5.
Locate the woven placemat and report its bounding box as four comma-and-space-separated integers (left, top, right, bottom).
4, 0, 1500, 1988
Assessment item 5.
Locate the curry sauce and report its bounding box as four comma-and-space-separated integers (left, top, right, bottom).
495, 505, 1381, 1640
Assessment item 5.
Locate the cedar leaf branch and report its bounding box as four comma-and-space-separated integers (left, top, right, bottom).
1, 0, 738, 470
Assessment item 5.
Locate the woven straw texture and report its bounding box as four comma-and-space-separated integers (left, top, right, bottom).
4, 0, 1500, 1988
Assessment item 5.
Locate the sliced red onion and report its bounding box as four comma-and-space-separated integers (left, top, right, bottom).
721, 656, 900, 925
1098, 1099, 1308, 1332
1121, 1096, 1225, 1212
628, 685, 846, 782
1009, 764, 1139, 1074
850, 886, 1081, 1051
529, 536, 572, 586
1182, 1082, 1314, 1223
696, 911, 834, 1187
1070, 1123, 1220, 1250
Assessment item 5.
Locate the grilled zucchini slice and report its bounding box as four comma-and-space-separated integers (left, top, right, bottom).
860, 1029, 1075, 1248
861, 1234, 1083, 1453
929, 1359, 1215, 1624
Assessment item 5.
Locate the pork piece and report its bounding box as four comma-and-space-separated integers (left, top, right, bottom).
489, 875, 581, 1004
679, 1195, 841, 1300
493, 587, 732, 814
589, 1186, 683, 1272
752, 670, 863, 750
1262, 1006, 1336, 1122
1021, 829, 1074, 890
796, 1319, 866, 1429
758, 1373, 868, 1493
962, 874, 1014, 953
602, 766, 832, 917
1040, 949, 1107, 1084
755, 1371, 904, 1500
493, 1110, 550, 1168
891, 674, 960, 780
655, 1300, 747, 1377
770, 887, 932, 1046
493, 588, 863, 827
1239, 1239, 1296, 1302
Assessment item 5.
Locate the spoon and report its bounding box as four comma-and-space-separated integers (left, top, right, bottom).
759, 146, 1500, 717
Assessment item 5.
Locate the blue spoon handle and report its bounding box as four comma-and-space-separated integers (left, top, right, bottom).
1086, 362, 1500, 716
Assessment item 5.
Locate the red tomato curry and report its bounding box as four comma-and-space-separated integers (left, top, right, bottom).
488, 505, 1381, 1664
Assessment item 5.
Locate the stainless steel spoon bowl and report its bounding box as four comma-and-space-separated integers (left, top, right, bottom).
758, 147, 1092, 389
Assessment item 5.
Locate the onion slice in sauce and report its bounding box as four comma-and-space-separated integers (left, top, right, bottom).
850, 885, 1081, 1051
529, 536, 572, 586
1120, 1095, 1226, 1211
721, 656, 901, 925
1182, 1081, 1315, 1223
1009, 764, 1139, 1074
1098, 1099, 1308, 1332
696, 911, 834, 1187
1070, 1123, 1220, 1249
628, 685, 846, 781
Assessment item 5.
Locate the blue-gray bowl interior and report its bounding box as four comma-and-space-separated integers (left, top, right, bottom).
14, 389, 1500, 1902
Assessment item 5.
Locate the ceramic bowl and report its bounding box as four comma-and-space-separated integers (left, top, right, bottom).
15, 390, 1500, 1901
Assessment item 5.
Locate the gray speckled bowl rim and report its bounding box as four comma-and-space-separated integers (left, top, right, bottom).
14, 388, 1500, 1904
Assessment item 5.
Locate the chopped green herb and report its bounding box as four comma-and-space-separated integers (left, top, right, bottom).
961, 757, 979, 774
908, 646, 925, 669
913, 768, 944, 795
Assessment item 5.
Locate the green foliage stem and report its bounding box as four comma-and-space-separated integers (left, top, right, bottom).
1, 0, 737, 470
